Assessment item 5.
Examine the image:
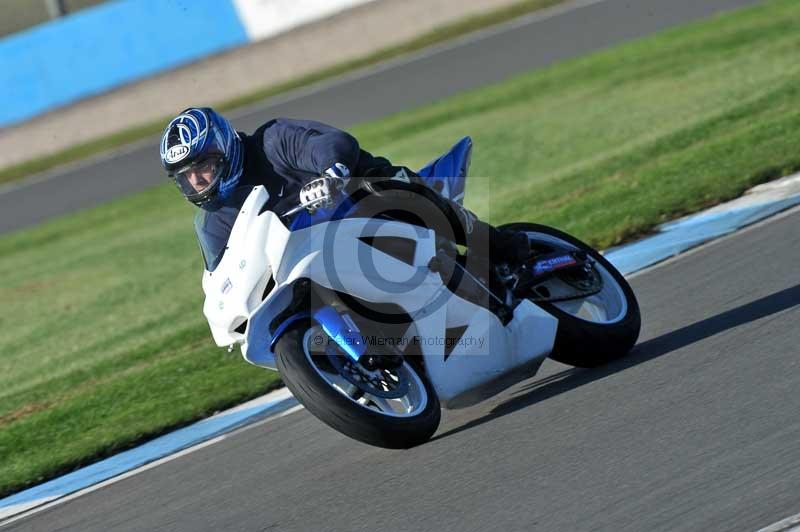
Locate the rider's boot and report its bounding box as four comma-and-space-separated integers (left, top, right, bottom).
355, 168, 532, 267
488, 227, 531, 268
462, 216, 531, 269
435, 218, 526, 325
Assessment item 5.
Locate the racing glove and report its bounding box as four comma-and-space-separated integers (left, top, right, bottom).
299, 176, 346, 212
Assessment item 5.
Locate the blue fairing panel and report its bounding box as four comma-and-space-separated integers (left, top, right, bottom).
416, 136, 472, 205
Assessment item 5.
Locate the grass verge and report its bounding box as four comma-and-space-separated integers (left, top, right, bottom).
0, 0, 563, 187
2, 0, 800, 498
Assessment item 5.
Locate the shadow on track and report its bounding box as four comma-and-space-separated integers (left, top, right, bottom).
431, 283, 800, 442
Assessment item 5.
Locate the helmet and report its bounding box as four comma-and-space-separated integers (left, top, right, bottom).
159, 107, 243, 205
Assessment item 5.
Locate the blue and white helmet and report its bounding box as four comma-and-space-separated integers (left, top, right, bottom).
159, 107, 243, 205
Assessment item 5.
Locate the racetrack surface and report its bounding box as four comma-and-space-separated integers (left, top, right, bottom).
6, 0, 792, 529
0, 0, 761, 235
7, 207, 799, 531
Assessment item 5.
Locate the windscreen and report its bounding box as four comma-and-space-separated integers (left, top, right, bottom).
193, 187, 253, 272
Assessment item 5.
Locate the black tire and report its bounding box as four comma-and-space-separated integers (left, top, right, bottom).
275, 320, 441, 448
500, 223, 641, 368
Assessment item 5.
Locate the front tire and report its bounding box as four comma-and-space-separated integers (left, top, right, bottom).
501, 223, 641, 368
275, 320, 441, 448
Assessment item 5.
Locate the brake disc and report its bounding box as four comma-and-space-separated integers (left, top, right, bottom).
324, 346, 410, 399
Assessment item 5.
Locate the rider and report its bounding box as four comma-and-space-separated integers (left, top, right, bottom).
159, 107, 529, 280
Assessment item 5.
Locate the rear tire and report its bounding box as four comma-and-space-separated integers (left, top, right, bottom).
275, 320, 441, 448
501, 223, 641, 368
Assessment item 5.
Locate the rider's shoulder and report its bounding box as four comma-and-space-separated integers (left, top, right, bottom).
262, 117, 340, 133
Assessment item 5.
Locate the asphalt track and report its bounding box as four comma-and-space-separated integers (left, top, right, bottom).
7, 206, 799, 532
8, 0, 796, 531
0, 0, 761, 234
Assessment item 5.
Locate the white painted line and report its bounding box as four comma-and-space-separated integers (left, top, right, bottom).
756, 512, 800, 532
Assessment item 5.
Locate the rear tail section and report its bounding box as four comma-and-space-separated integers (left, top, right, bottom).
416, 136, 472, 205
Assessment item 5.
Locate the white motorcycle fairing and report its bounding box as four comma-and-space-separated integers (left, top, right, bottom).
202, 186, 559, 409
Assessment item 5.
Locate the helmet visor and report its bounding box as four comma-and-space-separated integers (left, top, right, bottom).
172, 156, 227, 202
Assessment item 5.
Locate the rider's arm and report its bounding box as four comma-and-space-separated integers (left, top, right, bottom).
263, 119, 361, 184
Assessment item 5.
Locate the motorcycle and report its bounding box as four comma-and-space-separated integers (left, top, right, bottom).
199, 137, 640, 448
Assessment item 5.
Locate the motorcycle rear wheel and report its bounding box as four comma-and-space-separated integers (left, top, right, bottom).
275, 320, 441, 448
500, 223, 641, 368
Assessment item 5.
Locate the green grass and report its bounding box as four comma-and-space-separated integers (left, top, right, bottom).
3, 0, 800, 497
0, 0, 563, 187
353, 0, 800, 246
0, 189, 283, 495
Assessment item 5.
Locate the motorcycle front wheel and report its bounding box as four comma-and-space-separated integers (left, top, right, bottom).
500, 223, 641, 368
275, 320, 441, 448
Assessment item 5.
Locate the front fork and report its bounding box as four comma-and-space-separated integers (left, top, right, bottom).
310, 306, 404, 370
312, 306, 366, 363
270, 304, 366, 364
272, 299, 410, 373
